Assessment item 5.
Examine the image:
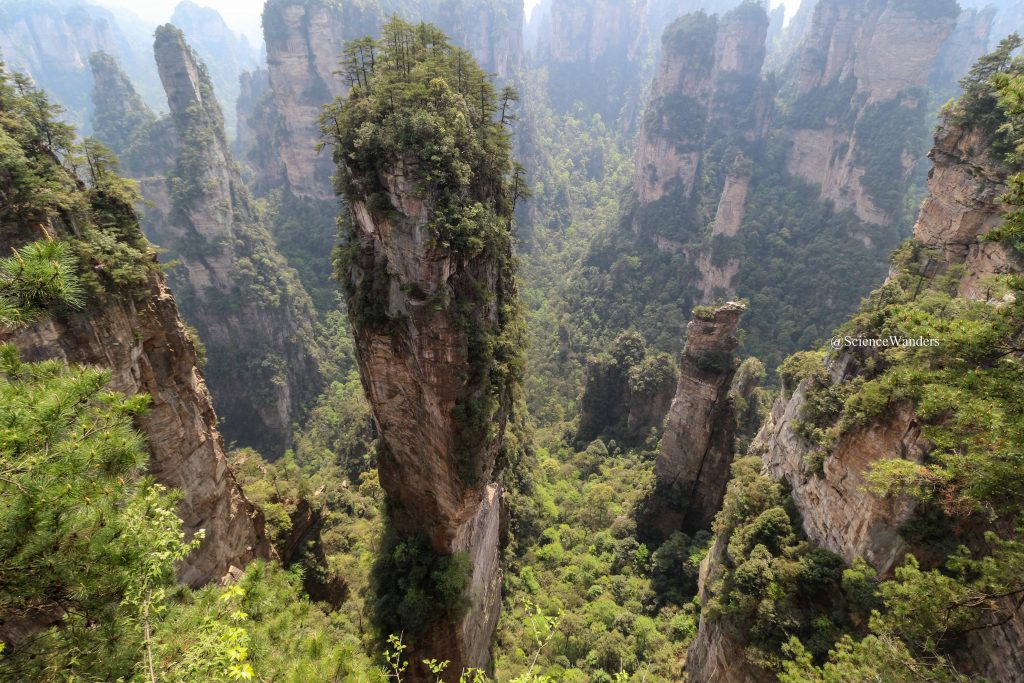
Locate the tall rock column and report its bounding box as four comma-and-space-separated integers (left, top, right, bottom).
148, 26, 324, 454
322, 20, 524, 681
641, 302, 744, 541
782, 0, 958, 225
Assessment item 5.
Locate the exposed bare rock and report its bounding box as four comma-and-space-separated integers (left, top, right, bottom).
337, 99, 522, 674
0, 0, 162, 127
754, 364, 925, 574
262, 1, 364, 198
914, 121, 1014, 299
260, 0, 524, 199
634, 7, 769, 206
0, 229, 272, 589
235, 68, 288, 195
92, 45, 323, 455
739, 100, 1024, 682
170, 0, 260, 137
537, 0, 648, 121
709, 171, 750, 238
640, 302, 744, 540
685, 535, 777, 683
90, 27, 326, 456
694, 253, 740, 304
783, 0, 957, 225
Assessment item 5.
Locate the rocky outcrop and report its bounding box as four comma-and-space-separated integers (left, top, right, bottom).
342, 166, 514, 674
89, 52, 176, 177
738, 115, 1022, 681
634, 6, 769, 206
330, 37, 525, 670
147, 25, 324, 456
685, 534, 776, 683
0, 195, 271, 589
914, 120, 1015, 299
235, 68, 288, 195
754, 359, 926, 574
642, 302, 744, 540
782, 0, 958, 225
6, 273, 273, 587
261, 0, 371, 198
260, 0, 524, 199
170, 0, 260, 137
630, 6, 770, 304
0, 0, 161, 127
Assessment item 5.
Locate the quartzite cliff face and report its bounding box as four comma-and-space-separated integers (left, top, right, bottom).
783, 0, 958, 225
0, 176, 271, 591
643, 302, 744, 540
631, 4, 771, 303
329, 34, 524, 674
687, 118, 1023, 683
90, 30, 325, 455
634, 5, 770, 207
342, 171, 513, 680
256, 0, 524, 200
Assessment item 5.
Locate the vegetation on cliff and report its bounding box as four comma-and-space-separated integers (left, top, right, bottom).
763, 40, 1024, 681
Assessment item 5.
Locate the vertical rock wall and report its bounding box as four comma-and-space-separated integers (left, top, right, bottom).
642, 302, 744, 540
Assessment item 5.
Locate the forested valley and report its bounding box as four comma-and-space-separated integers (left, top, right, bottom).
1, 0, 1024, 681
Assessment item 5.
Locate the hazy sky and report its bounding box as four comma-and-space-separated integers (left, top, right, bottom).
97, 0, 803, 44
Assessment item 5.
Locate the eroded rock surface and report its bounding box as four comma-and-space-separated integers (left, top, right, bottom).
641, 302, 744, 540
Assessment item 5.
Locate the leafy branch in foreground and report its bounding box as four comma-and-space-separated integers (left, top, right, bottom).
0, 239, 84, 330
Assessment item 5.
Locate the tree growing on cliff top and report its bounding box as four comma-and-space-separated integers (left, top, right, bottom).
321, 16, 521, 258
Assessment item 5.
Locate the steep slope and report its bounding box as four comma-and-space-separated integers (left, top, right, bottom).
170, 0, 261, 137
642, 302, 745, 540
782, 0, 958, 225
321, 19, 525, 680
89, 31, 325, 456
257, 0, 524, 200
688, 41, 1024, 682
152, 25, 324, 455
0, 65, 271, 587
633, 4, 771, 215
0, 0, 162, 127
571, 0, 972, 397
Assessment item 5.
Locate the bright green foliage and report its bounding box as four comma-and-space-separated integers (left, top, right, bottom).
148, 562, 378, 682
703, 458, 852, 672
975, 36, 1024, 255
322, 17, 519, 257
1, 61, 158, 301
322, 18, 525, 477
776, 44, 1024, 678
0, 240, 84, 330
495, 439, 703, 681
0, 345, 194, 681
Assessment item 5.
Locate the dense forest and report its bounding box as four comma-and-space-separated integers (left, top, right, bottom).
1, 0, 1024, 681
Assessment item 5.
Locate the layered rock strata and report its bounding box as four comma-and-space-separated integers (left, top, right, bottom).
0, 170, 271, 590
688, 116, 1022, 683
643, 302, 745, 540
782, 0, 958, 225
90, 31, 325, 455
260, 0, 524, 199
